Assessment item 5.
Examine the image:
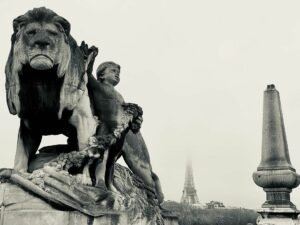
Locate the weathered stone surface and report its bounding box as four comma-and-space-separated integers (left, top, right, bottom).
0, 163, 176, 225
0, 182, 127, 225
0, 181, 177, 225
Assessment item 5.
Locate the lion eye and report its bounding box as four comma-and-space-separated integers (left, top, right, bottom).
26, 29, 36, 36
48, 30, 58, 36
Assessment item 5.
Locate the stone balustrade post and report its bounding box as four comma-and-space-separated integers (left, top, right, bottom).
253, 84, 300, 225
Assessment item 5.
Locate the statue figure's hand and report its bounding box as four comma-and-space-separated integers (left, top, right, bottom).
79, 41, 89, 59
86, 46, 98, 75
88, 46, 98, 57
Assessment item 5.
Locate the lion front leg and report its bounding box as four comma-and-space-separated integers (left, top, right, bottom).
14, 121, 42, 172
69, 93, 98, 184
69, 93, 98, 150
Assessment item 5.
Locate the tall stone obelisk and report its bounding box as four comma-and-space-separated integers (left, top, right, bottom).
253, 84, 300, 225
181, 159, 199, 205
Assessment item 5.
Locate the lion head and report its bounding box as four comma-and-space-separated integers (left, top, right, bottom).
5, 7, 87, 118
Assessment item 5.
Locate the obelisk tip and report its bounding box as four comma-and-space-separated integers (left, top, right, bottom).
266, 84, 276, 91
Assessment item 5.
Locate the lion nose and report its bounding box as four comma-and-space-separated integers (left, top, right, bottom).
32, 33, 51, 49
34, 39, 50, 49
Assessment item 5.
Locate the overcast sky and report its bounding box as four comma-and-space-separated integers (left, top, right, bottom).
2, 0, 300, 209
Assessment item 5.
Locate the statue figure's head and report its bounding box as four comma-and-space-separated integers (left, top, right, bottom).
96, 61, 121, 86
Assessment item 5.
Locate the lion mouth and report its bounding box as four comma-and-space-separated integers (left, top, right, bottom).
30, 54, 54, 63
29, 54, 54, 70
20, 64, 60, 82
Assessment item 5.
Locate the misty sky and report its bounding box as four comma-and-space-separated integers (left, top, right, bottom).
2, 0, 300, 209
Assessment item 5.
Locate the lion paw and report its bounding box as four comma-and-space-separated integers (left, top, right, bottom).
75, 174, 92, 186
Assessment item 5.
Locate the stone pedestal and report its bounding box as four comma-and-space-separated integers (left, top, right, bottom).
257, 208, 300, 225
2, 210, 128, 225
0, 182, 178, 225
257, 217, 300, 225
256, 199, 300, 225
0, 183, 128, 225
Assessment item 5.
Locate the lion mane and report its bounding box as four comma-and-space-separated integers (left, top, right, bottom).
5, 7, 87, 119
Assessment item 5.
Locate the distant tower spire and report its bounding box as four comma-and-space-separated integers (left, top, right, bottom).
181, 159, 199, 205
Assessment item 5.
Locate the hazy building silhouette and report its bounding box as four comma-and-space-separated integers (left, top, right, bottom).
205, 201, 225, 209
181, 159, 200, 205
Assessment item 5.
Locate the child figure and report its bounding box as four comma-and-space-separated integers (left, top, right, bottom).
86, 58, 142, 190
87, 58, 163, 203
88, 61, 141, 133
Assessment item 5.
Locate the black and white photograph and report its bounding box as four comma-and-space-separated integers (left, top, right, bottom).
1, 1, 300, 224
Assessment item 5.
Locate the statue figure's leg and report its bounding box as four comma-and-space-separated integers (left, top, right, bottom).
122, 131, 164, 203
91, 124, 113, 188
151, 172, 164, 203
94, 150, 109, 187
14, 120, 42, 172
105, 138, 126, 192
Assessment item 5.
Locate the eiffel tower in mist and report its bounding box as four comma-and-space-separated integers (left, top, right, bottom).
181, 160, 199, 205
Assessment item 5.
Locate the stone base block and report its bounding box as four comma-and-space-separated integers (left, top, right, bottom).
1, 210, 128, 225
257, 216, 300, 225
257, 207, 300, 225
0, 182, 178, 225
0, 182, 128, 225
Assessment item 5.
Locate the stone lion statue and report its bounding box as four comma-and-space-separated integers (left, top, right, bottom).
5, 7, 164, 207
5, 7, 99, 180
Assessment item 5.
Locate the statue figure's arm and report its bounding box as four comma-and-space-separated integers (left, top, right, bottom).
86, 46, 98, 76
87, 72, 101, 89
